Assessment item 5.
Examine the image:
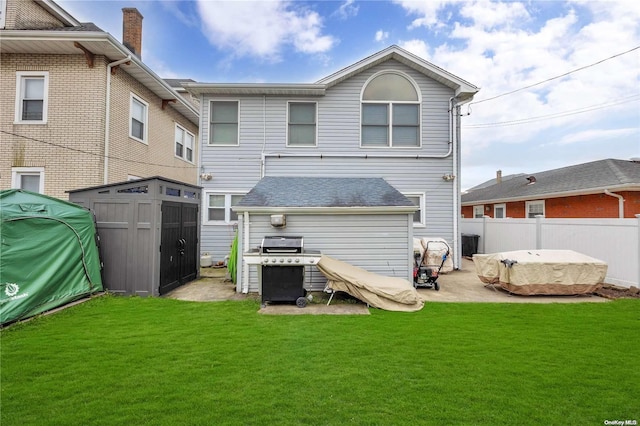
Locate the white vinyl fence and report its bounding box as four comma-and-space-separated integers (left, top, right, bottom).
460, 215, 640, 288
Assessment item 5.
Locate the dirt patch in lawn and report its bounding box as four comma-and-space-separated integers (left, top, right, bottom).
593, 284, 640, 299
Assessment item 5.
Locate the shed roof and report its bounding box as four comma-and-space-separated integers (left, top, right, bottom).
235, 177, 416, 212
461, 159, 640, 204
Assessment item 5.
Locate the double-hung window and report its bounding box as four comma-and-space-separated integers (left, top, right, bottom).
130, 94, 148, 143
361, 72, 420, 147
205, 193, 244, 223
175, 124, 195, 162
526, 200, 545, 218
11, 167, 45, 193
210, 101, 238, 145
288, 102, 317, 146
15, 72, 48, 123
405, 193, 425, 226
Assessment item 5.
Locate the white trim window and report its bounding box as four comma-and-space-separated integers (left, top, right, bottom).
287, 101, 317, 147
473, 205, 484, 218
209, 101, 239, 146
361, 71, 421, 148
494, 204, 506, 218
130, 94, 148, 143
404, 193, 425, 226
526, 200, 545, 218
175, 124, 195, 162
205, 192, 245, 224
15, 72, 49, 123
11, 167, 45, 193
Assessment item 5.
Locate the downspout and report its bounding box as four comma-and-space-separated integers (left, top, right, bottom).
261, 95, 267, 178
450, 97, 459, 269
104, 56, 132, 184
604, 190, 625, 218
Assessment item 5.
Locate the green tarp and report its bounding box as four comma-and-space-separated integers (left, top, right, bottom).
0, 190, 103, 325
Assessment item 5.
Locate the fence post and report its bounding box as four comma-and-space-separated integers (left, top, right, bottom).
482, 215, 488, 254
535, 215, 544, 249
637, 214, 640, 287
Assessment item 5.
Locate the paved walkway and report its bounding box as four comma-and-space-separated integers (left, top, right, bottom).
165, 258, 607, 311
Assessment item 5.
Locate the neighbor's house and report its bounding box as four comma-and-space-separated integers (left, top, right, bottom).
0, 0, 199, 200
185, 46, 478, 291
461, 159, 640, 219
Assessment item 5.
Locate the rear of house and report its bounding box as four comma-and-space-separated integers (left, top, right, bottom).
187, 46, 478, 278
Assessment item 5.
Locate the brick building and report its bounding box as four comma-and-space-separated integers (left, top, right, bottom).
461, 159, 640, 219
0, 0, 199, 199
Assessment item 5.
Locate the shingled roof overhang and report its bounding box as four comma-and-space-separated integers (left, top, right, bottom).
234, 176, 417, 215
0, 30, 199, 125
182, 83, 325, 97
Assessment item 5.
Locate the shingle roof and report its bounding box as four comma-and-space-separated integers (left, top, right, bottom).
33, 22, 104, 32
236, 177, 415, 208
462, 159, 640, 204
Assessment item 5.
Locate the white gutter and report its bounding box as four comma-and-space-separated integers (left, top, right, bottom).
604, 189, 625, 218
451, 97, 459, 269
234, 206, 418, 215
104, 56, 132, 184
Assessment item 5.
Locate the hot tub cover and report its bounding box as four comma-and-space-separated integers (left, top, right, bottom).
473, 250, 607, 296
317, 255, 424, 312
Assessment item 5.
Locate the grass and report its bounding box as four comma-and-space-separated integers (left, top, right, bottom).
1, 296, 638, 425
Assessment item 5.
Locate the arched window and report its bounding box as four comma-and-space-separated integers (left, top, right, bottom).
361, 72, 420, 147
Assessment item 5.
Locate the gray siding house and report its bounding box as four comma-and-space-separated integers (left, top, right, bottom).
185, 46, 478, 292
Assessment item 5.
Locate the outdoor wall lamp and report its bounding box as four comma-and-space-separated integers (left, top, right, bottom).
442, 174, 456, 181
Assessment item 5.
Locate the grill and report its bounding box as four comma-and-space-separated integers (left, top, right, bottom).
260, 236, 307, 307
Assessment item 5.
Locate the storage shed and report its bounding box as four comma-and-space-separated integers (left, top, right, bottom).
68, 177, 201, 296
233, 176, 417, 294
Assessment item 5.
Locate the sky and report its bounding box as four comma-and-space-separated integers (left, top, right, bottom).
57, 0, 640, 191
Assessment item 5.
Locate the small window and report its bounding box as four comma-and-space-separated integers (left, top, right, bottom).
175, 124, 195, 162
473, 205, 484, 218
288, 102, 317, 146
404, 193, 425, 226
11, 167, 44, 193
205, 192, 245, 224
130, 94, 148, 143
15, 72, 48, 123
526, 200, 545, 218
494, 204, 506, 218
209, 101, 239, 145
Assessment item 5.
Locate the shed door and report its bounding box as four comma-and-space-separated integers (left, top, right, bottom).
159, 202, 198, 295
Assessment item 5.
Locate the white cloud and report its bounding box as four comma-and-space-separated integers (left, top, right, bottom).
335, 0, 359, 20
398, 39, 431, 60
556, 128, 639, 146
392, 0, 456, 29
196, 0, 336, 60
375, 30, 389, 42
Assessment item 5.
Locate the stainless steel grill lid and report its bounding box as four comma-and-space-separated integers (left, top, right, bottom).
261, 236, 303, 253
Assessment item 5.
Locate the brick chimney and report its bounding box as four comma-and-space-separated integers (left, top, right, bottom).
496, 170, 502, 184
122, 8, 143, 58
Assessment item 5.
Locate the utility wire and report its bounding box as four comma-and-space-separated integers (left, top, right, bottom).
1, 130, 197, 169
468, 45, 640, 106
463, 94, 640, 128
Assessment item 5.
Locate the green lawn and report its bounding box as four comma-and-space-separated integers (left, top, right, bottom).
1, 296, 638, 425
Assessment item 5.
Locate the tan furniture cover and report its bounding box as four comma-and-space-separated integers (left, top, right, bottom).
474, 250, 607, 295
414, 238, 453, 273
317, 255, 424, 312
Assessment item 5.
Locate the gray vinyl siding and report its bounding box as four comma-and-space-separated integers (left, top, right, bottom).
199, 59, 457, 262
242, 213, 413, 293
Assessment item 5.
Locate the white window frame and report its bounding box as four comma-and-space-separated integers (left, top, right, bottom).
526, 200, 545, 218
360, 71, 421, 149
11, 167, 45, 193
404, 193, 425, 227
208, 100, 239, 146
494, 204, 506, 218
473, 205, 484, 218
15, 71, 49, 124
287, 101, 318, 147
1, 0, 7, 29
129, 93, 148, 144
174, 123, 195, 163
203, 191, 245, 225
